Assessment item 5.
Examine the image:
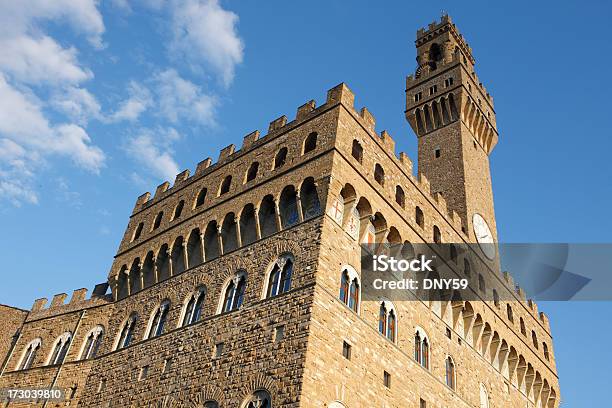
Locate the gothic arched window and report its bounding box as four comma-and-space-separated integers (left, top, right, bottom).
116, 313, 137, 350
520, 317, 526, 336
17, 338, 41, 370
147, 301, 170, 339
300, 177, 321, 219
222, 271, 247, 313
243, 390, 271, 408
47, 332, 72, 366
80, 326, 104, 360
378, 301, 396, 342
414, 328, 430, 369
339, 266, 360, 313
266, 255, 293, 298
445, 356, 456, 389
182, 287, 206, 327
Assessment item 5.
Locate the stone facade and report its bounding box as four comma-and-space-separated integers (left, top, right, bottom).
0, 15, 559, 408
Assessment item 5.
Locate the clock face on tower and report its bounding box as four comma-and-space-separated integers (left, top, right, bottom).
472, 213, 495, 260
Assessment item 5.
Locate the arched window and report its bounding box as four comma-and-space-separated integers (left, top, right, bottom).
378, 301, 396, 342
351, 139, 363, 163
543, 342, 550, 361
274, 147, 288, 169
153, 211, 163, 230
532, 330, 539, 349
449, 244, 457, 263
395, 185, 405, 207
221, 271, 247, 313
187, 228, 203, 268
243, 390, 271, 408
17, 338, 41, 370
493, 290, 500, 307
156, 244, 170, 281
245, 162, 259, 183
132, 222, 144, 241
239, 204, 257, 246
433, 225, 441, 243
219, 175, 232, 195
479, 383, 489, 408
116, 314, 137, 350
374, 163, 385, 186
203, 221, 220, 261
338, 266, 360, 313
182, 287, 206, 327
147, 301, 170, 339
47, 332, 72, 366
195, 187, 207, 208
203, 402, 219, 408
478, 273, 486, 292
520, 317, 526, 336
221, 212, 238, 253
171, 236, 186, 274
80, 326, 104, 360
266, 255, 293, 298
414, 328, 429, 369
507, 304, 514, 322
445, 356, 456, 389
279, 186, 299, 228
464, 258, 471, 277
416, 206, 424, 228
258, 195, 277, 238
303, 132, 317, 154
300, 177, 321, 219
173, 200, 185, 220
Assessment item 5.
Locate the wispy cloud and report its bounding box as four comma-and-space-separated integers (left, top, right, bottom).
169, 0, 244, 86
0, 1, 106, 206
123, 127, 181, 182
153, 69, 217, 125
107, 81, 153, 123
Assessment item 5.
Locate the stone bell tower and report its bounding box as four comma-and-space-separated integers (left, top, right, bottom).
405, 14, 499, 243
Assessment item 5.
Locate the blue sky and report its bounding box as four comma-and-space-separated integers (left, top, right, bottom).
0, 0, 610, 405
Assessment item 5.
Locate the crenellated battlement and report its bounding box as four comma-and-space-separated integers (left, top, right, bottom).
28, 283, 112, 321
416, 14, 474, 65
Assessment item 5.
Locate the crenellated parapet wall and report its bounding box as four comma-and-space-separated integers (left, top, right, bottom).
27, 284, 112, 322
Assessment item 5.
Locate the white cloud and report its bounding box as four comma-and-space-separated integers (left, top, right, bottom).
0, 74, 105, 205
124, 128, 181, 182
0, 0, 105, 48
0, 1, 106, 205
0, 35, 93, 85
169, 0, 243, 86
52, 87, 102, 124
107, 81, 153, 122
154, 69, 217, 125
